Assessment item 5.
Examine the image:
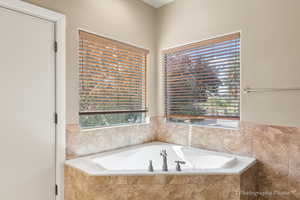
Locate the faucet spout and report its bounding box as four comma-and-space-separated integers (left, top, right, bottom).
160, 150, 168, 172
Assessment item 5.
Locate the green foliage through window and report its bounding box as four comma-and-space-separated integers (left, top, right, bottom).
80, 113, 145, 129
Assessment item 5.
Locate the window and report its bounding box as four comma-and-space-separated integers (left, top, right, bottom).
164, 33, 240, 128
79, 30, 148, 128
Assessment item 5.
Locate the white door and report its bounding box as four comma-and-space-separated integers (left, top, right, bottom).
0, 6, 56, 200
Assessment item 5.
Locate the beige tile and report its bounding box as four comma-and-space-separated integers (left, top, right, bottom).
65, 164, 257, 200
188, 175, 224, 185
289, 128, 300, 170
66, 124, 80, 134
66, 123, 155, 158
256, 162, 289, 200
191, 126, 228, 152
91, 176, 127, 186
163, 185, 186, 200
129, 123, 155, 144
64, 165, 93, 200
240, 164, 258, 200
150, 116, 161, 136
252, 125, 289, 165
93, 185, 129, 200
127, 175, 167, 185
289, 168, 300, 199
185, 183, 239, 200
186, 175, 240, 200
187, 187, 218, 200
184, 184, 206, 200
223, 131, 252, 156
165, 175, 190, 185
66, 132, 82, 159
265, 125, 298, 135
157, 122, 189, 146
66, 119, 300, 200
127, 185, 165, 200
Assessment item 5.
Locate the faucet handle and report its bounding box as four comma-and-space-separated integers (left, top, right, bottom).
160, 149, 167, 156
175, 160, 186, 164
174, 160, 186, 171
148, 160, 154, 172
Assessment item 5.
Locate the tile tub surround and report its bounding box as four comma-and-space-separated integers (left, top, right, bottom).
66, 123, 155, 159
64, 163, 257, 200
65, 117, 300, 199
152, 116, 300, 200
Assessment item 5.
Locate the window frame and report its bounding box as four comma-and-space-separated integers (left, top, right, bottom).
78, 29, 149, 128
163, 33, 241, 125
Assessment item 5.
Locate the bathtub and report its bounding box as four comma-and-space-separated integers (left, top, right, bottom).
66, 142, 256, 175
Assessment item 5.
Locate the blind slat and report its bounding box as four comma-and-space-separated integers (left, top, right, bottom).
79, 70, 143, 81
79, 46, 146, 64
166, 58, 240, 68
80, 87, 146, 93
167, 114, 239, 121
80, 30, 149, 54
79, 56, 145, 72
79, 51, 146, 68
169, 47, 240, 62
80, 62, 144, 75
165, 33, 240, 120
170, 40, 240, 57
79, 30, 147, 113
163, 33, 240, 54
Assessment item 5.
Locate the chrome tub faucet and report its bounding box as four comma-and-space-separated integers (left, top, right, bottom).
175, 160, 186, 171
160, 150, 168, 171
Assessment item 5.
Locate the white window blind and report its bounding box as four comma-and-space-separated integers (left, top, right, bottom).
164, 33, 240, 121
79, 30, 148, 127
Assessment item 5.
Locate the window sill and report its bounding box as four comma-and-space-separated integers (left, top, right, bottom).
80, 122, 150, 132
166, 120, 240, 131
190, 123, 240, 131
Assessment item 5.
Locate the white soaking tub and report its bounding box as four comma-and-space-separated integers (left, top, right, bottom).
65, 142, 256, 175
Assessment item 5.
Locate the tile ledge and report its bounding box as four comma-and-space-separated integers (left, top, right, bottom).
166, 121, 240, 131
80, 122, 150, 132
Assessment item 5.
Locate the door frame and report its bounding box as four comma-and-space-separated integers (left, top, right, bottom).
0, 1, 66, 200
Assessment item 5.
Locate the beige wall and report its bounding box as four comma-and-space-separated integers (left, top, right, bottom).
24, 0, 158, 124
157, 0, 300, 127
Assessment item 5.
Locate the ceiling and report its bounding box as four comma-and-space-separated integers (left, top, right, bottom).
141, 0, 175, 8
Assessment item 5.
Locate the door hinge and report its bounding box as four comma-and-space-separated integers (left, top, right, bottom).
55, 184, 58, 196
54, 113, 58, 124
54, 41, 58, 53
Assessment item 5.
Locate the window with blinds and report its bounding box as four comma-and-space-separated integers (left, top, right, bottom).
164, 33, 240, 128
79, 30, 148, 128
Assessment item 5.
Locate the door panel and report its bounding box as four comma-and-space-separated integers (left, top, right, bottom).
0, 6, 56, 200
